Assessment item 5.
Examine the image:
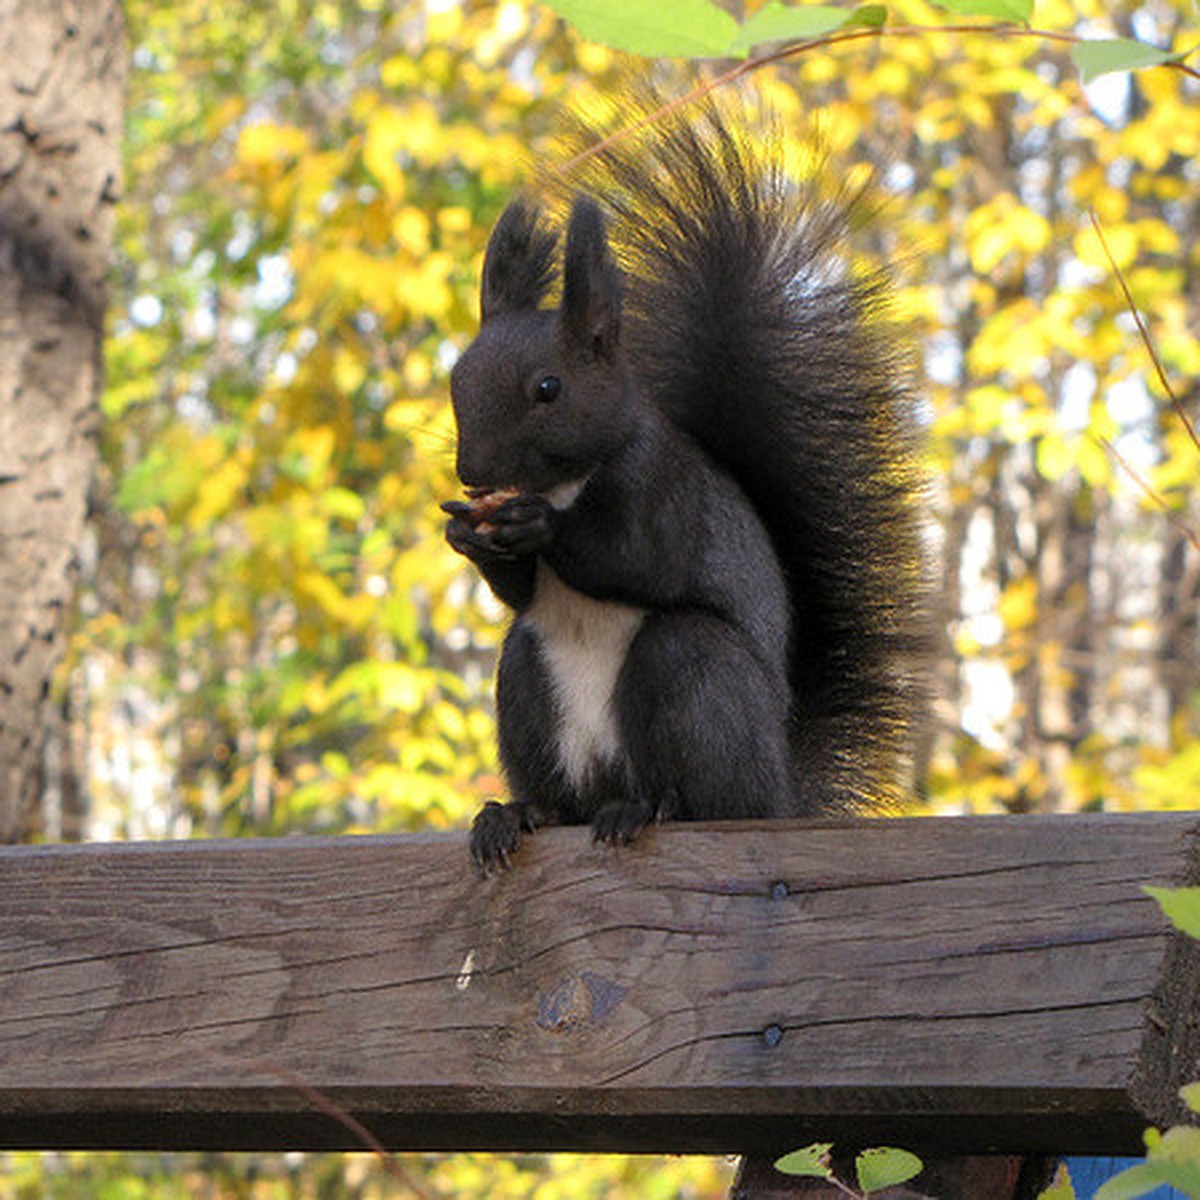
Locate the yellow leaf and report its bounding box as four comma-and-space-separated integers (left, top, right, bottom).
393, 207, 431, 254
363, 105, 411, 197
204, 95, 247, 141
577, 40, 613, 74
394, 251, 454, 320
1080, 436, 1113, 487
427, 2, 465, 43
914, 98, 965, 144
333, 347, 366, 396
237, 122, 311, 166
437, 206, 472, 236
965, 196, 1051, 274
296, 572, 354, 623
965, 384, 1011, 434
375, 663, 428, 714
287, 425, 337, 481
403, 352, 433, 392
998, 577, 1038, 633
1076, 222, 1137, 272
1007, 206, 1051, 255
188, 455, 247, 529
1035, 432, 1072, 482
379, 54, 415, 90
1134, 218, 1181, 256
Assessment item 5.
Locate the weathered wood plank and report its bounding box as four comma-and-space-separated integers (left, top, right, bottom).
0, 813, 1196, 1154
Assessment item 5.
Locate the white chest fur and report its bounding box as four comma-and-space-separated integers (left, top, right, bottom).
525, 562, 644, 789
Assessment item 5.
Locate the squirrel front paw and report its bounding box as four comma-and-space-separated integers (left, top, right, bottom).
470, 799, 541, 874
444, 508, 510, 562
591, 798, 655, 846
442, 491, 554, 561
470, 801, 521, 873
487, 493, 554, 556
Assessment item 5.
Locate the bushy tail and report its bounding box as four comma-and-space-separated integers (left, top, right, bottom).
548, 87, 932, 812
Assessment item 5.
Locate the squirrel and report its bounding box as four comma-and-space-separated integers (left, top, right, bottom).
442, 89, 930, 873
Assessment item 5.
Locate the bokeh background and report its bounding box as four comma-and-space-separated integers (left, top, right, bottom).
5, 0, 1198, 1192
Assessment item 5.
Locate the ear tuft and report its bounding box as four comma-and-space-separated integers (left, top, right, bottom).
480, 197, 559, 323
561, 195, 621, 359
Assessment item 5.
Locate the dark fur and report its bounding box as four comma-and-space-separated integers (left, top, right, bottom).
445, 92, 929, 872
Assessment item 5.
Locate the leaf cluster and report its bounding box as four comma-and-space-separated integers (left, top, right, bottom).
776, 1142, 925, 1195
543, 0, 1187, 80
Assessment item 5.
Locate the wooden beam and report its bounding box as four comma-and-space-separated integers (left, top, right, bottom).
0, 813, 1196, 1155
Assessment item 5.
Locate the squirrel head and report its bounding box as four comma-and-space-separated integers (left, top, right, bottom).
449, 195, 636, 493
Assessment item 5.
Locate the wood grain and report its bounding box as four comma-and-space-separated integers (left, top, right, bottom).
0, 813, 1196, 1154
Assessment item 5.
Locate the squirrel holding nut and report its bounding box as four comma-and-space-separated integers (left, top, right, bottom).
443, 89, 930, 872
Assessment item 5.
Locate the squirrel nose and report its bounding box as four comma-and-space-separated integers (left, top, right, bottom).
455, 445, 490, 491
455, 455, 480, 489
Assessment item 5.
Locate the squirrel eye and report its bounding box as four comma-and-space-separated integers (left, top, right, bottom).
535, 375, 561, 403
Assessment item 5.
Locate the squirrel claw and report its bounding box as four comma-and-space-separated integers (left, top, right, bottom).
591, 799, 654, 847
445, 514, 519, 562
470, 800, 530, 875
470, 802, 518, 874
488, 495, 554, 556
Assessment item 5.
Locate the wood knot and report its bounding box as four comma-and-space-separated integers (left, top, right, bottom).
537, 972, 628, 1032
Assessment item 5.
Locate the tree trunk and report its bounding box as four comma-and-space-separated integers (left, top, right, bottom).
0, 0, 124, 841
1159, 385, 1200, 738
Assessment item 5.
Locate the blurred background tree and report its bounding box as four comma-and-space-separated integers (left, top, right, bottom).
1, 0, 1196, 1193
0, 0, 124, 842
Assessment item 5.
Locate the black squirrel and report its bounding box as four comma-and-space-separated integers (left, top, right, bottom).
443, 91, 930, 872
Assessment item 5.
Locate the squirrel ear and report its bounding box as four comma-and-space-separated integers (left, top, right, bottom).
561, 196, 621, 360
480, 197, 558, 323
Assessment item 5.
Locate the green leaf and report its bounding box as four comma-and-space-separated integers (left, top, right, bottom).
1145, 885, 1200, 939
846, 4, 888, 28
1071, 37, 1176, 83
1152, 1126, 1200, 1194
1036, 1162, 1078, 1200
856, 1147, 924, 1194
543, 0, 740, 58
320, 487, 367, 522
931, 0, 1033, 20
731, 2, 850, 53
1094, 1163, 1171, 1200
775, 1142, 835, 1179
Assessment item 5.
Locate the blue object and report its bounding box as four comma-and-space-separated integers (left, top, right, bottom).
1064, 1157, 1190, 1200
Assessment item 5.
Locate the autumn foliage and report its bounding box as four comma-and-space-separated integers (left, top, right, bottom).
19, 0, 1200, 1192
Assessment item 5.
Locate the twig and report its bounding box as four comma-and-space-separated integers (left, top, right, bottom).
1099, 435, 1200, 551
1088, 210, 1200, 453
1087, 210, 1198, 550
201, 1049, 438, 1198
561, 20, 1200, 169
